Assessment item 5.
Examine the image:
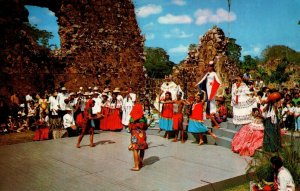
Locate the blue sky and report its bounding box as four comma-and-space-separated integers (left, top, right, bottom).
26, 0, 300, 64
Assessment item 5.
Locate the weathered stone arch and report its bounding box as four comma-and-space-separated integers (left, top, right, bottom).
0, 0, 145, 95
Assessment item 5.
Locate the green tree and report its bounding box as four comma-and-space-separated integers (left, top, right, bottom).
268, 58, 292, 84
188, 44, 197, 51
24, 23, 54, 48
144, 47, 175, 78
240, 55, 259, 71
226, 38, 242, 65
262, 45, 300, 64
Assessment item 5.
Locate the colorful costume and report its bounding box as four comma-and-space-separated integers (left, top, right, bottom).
173, 103, 183, 130
188, 102, 209, 133
81, 99, 94, 134
197, 71, 221, 114
159, 102, 173, 131
231, 117, 264, 156
129, 104, 148, 150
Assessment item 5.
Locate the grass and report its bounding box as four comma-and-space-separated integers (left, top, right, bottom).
224, 183, 248, 191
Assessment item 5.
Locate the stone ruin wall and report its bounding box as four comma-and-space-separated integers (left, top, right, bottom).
172, 27, 240, 97
0, 0, 146, 97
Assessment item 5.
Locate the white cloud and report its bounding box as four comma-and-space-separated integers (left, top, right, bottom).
164, 28, 193, 38
242, 45, 262, 56
172, 0, 186, 6
158, 14, 193, 24
146, 33, 155, 40
136, 4, 162, 18
169, 44, 189, 54
42, 8, 55, 17
194, 8, 236, 25
144, 22, 155, 30
29, 16, 42, 24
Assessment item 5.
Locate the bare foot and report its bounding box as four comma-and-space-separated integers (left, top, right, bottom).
171, 139, 178, 142
130, 167, 140, 171
89, 143, 96, 147
213, 125, 220, 128
199, 140, 204, 145
76, 144, 80, 148
211, 133, 218, 140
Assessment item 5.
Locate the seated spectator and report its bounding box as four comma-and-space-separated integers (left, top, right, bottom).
27, 101, 37, 129
63, 106, 77, 137
211, 96, 227, 128
33, 112, 49, 141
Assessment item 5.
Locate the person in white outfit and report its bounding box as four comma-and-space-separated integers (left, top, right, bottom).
63, 106, 77, 137
271, 156, 295, 191
122, 87, 136, 131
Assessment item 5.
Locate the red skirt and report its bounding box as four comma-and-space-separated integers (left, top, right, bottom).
173, 113, 183, 130
100, 107, 110, 130
33, 127, 49, 141
106, 109, 123, 131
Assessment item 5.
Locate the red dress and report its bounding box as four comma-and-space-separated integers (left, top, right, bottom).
190, 103, 204, 121
231, 119, 264, 156
129, 117, 148, 150
100, 101, 110, 130
106, 100, 123, 131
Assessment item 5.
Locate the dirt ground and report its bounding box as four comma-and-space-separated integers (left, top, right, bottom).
0, 131, 35, 146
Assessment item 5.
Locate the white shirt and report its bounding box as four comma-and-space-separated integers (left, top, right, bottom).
277, 167, 295, 191
92, 97, 102, 114
63, 113, 75, 129
57, 92, 69, 111
49, 96, 59, 116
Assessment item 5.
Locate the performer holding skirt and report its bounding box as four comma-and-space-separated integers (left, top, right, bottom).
188, 93, 217, 145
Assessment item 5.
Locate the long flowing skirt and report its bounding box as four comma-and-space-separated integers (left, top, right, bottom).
106, 109, 123, 131
100, 107, 110, 130
233, 98, 256, 125
263, 118, 280, 152
231, 123, 264, 156
188, 119, 208, 133
159, 117, 173, 131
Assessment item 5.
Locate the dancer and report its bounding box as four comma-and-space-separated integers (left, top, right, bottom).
231, 75, 256, 126
188, 93, 217, 145
172, 92, 185, 142
159, 92, 173, 139
196, 61, 222, 116
231, 109, 264, 156
76, 99, 99, 148
128, 103, 151, 171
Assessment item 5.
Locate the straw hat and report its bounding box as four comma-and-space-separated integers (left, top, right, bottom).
102, 92, 108, 96
79, 87, 84, 91
103, 88, 110, 93
93, 87, 99, 91
61, 87, 67, 91
113, 87, 121, 93
69, 92, 75, 96
84, 92, 90, 96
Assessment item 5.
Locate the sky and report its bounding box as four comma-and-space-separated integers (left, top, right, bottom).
26, 0, 300, 64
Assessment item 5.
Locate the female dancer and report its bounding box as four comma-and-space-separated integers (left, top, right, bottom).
188, 93, 217, 145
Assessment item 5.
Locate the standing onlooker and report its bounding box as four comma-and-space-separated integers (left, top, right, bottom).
294, 102, 300, 132
57, 87, 69, 120
122, 87, 136, 131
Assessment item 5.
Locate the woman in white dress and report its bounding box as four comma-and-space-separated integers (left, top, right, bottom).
231, 75, 256, 125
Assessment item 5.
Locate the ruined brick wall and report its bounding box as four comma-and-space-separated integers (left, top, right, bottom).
0, 0, 146, 96
172, 26, 240, 96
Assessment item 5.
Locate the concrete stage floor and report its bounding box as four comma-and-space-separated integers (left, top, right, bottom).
0, 131, 250, 191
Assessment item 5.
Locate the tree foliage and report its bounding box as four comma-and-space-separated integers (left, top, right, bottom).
25, 23, 54, 48
262, 45, 300, 65
226, 38, 242, 65
188, 44, 197, 51
144, 47, 175, 78
240, 55, 259, 71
